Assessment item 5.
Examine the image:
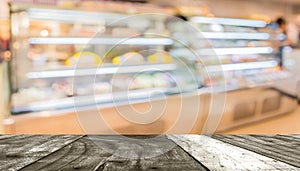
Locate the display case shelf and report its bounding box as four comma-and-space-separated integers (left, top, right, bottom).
171, 47, 273, 57
197, 70, 290, 93
26, 63, 176, 79
174, 32, 285, 40
27, 8, 127, 23
201, 32, 275, 40
199, 47, 273, 55
190, 16, 267, 27
201, 60, 278, 72
28, 37, 174, 45
11, 88, 168, 113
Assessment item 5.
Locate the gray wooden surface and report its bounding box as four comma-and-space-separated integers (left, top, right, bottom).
169, 135, 299, 170
0, 135, 82, 170
0, 135, 299, 170
212, 135, 300, 168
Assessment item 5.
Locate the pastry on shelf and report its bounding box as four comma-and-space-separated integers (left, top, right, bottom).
152, 73, 171, 88
65, 51, 102, 67
94, 82, 111, 94
112, 52, 144, 65
12, 88, 47, 106
110, 75, 134, 91
147, 51, 173, 64
52, 82, 74, 97
129, 73, 153, 90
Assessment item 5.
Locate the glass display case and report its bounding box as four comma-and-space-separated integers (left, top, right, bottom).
186, 16, 290, 89
7, 4, 298, 134
10, 7, 199, 114
184, 16, 297, 131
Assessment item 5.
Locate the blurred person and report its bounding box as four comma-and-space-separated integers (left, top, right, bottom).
275, 17, 298, 68
277, 17, 299, 47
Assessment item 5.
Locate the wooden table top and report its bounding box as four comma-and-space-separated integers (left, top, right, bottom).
0, 135, 299, 170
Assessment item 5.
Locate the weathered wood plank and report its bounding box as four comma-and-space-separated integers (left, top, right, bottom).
0, 135, 83, 170
212, 135, 300, 168
21, 135, 207, 171
20, 136, 109, 171
97, 135, 208, 171
0, 134, 22, 141
169, 135, 299, 170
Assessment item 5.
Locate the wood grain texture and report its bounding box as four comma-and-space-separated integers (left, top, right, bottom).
0, 135, 82, 170
20, 135, 207, 171
212, 134, 300, 168
0, 135, 299, 170
169, 135, 299, 170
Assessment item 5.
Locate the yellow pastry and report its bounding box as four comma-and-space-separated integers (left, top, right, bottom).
148, 52, 173, 63
65, 51, 101, 66
112, 52, 144, 65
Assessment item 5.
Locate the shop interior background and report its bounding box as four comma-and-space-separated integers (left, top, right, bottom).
0, 0, 300, 134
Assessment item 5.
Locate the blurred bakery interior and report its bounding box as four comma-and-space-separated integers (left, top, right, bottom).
0, 0, 300, 134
